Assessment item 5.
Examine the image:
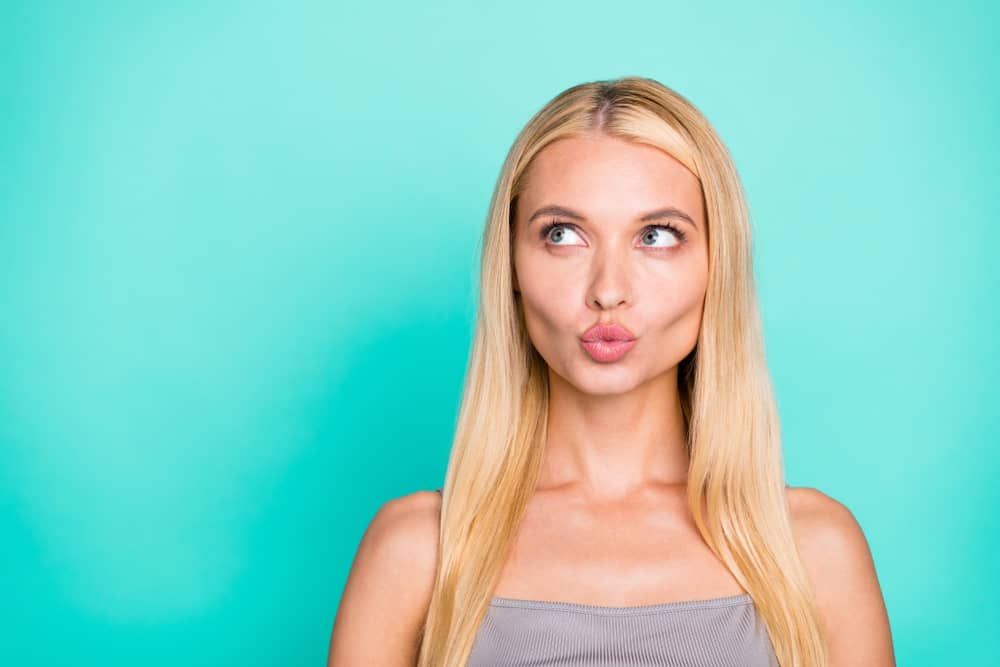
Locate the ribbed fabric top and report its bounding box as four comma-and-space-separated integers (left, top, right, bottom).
431, 490, 779, 666
466, 593, 779, 666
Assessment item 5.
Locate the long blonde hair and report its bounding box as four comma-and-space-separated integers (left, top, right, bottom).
416, 76, 828, 666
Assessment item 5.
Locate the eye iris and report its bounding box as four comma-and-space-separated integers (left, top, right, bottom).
644, 230, 658, 245
551, 227, 565, 242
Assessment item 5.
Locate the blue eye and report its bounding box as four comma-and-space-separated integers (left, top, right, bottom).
539, 221, 584, 245
639, 224, 687, 247
538, 221, 688, 247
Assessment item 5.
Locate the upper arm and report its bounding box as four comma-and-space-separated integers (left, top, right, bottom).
327, 490, 441, 667
789, 487, 896, 667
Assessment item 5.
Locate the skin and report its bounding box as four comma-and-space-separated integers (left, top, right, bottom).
327, 133, 895, 666
511, 132, 707, 496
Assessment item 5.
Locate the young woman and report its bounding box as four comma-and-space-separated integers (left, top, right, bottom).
328, 76, 894, 667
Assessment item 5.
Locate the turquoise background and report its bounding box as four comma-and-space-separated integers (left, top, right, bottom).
2, 1, 996, 664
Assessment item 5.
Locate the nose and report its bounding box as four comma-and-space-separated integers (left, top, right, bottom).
586, 249, 631, 310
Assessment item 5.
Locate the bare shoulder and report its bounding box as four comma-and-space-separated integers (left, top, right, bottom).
786, 486, 896, 666
327, 489, 442, 667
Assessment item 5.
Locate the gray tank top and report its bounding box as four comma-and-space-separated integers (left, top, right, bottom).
432, 490, 780, 666
467, 593, 779, 666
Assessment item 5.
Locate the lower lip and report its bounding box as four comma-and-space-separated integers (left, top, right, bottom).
580, 338, 637, 363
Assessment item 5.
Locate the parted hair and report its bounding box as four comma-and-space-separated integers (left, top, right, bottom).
415, 76, 828, 667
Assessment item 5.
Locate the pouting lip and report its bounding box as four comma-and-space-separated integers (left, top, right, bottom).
580, 322, 637, 342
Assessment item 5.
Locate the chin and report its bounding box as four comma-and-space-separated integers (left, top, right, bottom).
568, 365, 641, 395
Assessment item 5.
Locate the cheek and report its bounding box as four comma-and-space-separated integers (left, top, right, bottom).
671, 272, 708, 312
520, 280, 577, 341
514, 258, 579, 349
650, 269, 708, 352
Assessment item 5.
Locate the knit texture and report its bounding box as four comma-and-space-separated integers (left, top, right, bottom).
467, 593, 779, 666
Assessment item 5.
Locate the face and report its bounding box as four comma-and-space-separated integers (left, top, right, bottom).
511, 133, 709, 395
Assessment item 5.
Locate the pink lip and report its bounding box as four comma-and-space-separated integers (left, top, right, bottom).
579, 322, 638, 363
580, 322, 636, 342
580, 338, 637, 362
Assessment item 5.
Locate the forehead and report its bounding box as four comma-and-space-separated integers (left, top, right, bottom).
519, 135, 703, 221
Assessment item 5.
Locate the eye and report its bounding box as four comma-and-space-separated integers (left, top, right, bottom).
538, 221, 585, 246
539, 220, 688, 249
640, 223, 687, 248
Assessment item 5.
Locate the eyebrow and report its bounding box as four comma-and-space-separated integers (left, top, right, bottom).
526, 204, 699, 230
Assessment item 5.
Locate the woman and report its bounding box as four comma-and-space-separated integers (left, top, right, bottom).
328, 76, 895, 666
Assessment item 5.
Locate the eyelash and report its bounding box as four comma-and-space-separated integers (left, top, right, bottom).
537, 220, 688, 247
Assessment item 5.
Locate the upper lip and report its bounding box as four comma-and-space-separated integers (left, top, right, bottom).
580, 322, 636, 342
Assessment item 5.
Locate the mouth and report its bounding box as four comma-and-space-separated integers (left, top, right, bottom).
580, 322, 637, 343
579, 337, 637, 363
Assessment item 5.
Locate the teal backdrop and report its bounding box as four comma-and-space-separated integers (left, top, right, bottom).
2, 1, 996, 664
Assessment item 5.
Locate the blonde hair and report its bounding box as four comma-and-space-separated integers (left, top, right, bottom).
416, 76, 828, 666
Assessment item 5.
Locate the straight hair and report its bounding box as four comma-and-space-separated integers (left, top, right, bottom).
416, 76, 828, 666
